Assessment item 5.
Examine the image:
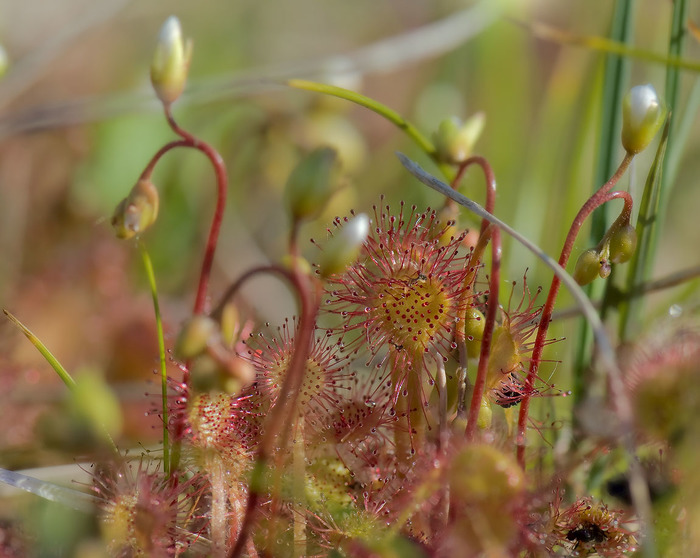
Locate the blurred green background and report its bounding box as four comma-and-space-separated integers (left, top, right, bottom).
0, 0, 698, 477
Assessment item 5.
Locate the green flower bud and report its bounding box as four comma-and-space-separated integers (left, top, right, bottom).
280, 254, 313, 276
477, 396, 492, 429
189, 352, 253, 396
319, 213, 369, 278
111, 178, 159, 239
150, 16, 192, 106
284, 147, 339, 222
464, 307, 485, 359
608, 223, 637, 264
621, 84, 665, 155
433, 112, 485, 164
0, 44, 9, 79
175, 315, 219, 360
573, 249, 602, 286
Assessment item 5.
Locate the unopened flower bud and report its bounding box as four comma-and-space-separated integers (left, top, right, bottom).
175, 315, 219, 360
608, 223, 637, 264
150, 16, 192, 106
111, 178, 159, 239
0, 45, 9, 79
464, 307, 485, 359
284, 147, 339, 222
433, 112, 485, 164
573, 249, 602, 286
477, 396, 492, 429
621, 84, 665, 155
319, 213, 369, 278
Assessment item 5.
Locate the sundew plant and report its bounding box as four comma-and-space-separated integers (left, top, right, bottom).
1, 2, 700, 557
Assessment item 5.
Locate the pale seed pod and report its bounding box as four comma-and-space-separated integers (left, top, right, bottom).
608, 223, 638, 264
573, 249, 602, 286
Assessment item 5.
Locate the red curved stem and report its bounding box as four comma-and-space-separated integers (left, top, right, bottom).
515, 153, 633, 467
465, 225, 501, 439
451, 156, 496, 233
164, 107, 228, 317
228, 269, 321, 557
452, 156, 498, 423
140, 140, 190, 180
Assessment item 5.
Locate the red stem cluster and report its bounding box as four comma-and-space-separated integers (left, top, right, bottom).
515, 153, 633, 466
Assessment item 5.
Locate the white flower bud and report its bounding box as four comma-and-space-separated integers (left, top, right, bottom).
150, 16, 192, 106
621, 84, 665, 155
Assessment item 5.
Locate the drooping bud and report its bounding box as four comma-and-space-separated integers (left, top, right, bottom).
433, 112, 485, 164
111, 178, 159, 239
608, 223, 637, 264
284, 147, 339, 222
573, 249, 603, 286
621, 84, 665, 155
150, 16, 192, 106
319, 213, 369, 278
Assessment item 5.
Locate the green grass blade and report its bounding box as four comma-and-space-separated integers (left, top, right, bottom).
287, 79, 452, 178
3, 308, 120, 453
138, 240, 170, 476
524, 18, 700, 74
593, 0, 634, 240
3, 309, 77, 389
574, 0, 634, 406
619, 118, 671, 339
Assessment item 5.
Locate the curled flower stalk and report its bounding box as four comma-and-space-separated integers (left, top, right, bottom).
516, 153, 633, 466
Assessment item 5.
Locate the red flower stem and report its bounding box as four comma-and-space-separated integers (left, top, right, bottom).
598, 191, 634, 246
144, 107, 228, 477
448, 156, 496, 231
452, 156, 497, 421
515, 153, 633, 467
228, 268, 321, 558
163, 106, 228, 318
139, 140, 190, 180
456, 232, 490, 418
465, 224, 501, 439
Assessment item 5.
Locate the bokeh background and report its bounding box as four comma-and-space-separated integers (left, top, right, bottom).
0, 0, 698, 528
